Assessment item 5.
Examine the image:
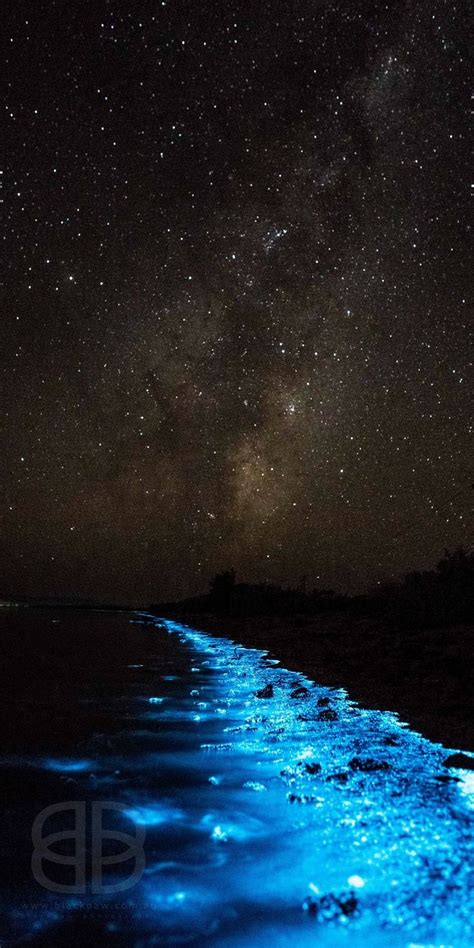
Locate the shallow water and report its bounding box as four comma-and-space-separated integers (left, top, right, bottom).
0, 611, 473, 946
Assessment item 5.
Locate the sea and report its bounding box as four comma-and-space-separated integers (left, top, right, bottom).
0, 607, 473, 946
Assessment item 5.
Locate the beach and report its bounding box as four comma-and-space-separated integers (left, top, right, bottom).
174, 611, 474, 751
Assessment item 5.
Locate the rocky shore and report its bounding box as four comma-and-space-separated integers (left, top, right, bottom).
169, 612, 474, 752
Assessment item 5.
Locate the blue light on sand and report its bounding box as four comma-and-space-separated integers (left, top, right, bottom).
143, 616, 474, 947
42, 758, 93, 773
124, 804, 184, 826
5, 614, 473, 947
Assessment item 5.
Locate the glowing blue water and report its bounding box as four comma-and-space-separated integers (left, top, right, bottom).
1, 615, 473, 946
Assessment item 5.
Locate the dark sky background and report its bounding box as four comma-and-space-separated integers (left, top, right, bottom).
2, 0, 471, 604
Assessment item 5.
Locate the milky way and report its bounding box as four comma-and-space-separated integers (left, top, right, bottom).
2, 0, 471, 602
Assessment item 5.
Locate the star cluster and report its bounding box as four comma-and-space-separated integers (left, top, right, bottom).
2, 0, 471, 602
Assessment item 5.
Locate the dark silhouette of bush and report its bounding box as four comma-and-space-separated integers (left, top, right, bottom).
150, 548, 473, 629
435, 547, 474, 622
387, 547, 474, 627
206, 577, 349, 618
209, 569, 236, 614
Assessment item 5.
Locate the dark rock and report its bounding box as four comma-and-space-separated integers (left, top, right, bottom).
305, 762, 322, 775
326, 771, 349, 783
435, 774, 460, 782
305, 891, 359, 922
442, 752, 474, 770
287, 792, 315, 804
290, 686, 310, 699
302, 896, 318, 917
317, 696, 331, 707
338, 892, 359, 916
228, 724, 257, 733
349, 757, 390, 772
317, 708, 338, 721
255, 683, 273, 699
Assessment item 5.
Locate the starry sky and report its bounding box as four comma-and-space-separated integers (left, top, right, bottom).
2, 0, 472, 604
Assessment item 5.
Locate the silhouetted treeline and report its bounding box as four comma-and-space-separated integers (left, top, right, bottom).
150, 548, 474, 628
378, 547, 474, 628
152, 571, 352, 619
211, 579, 350, 617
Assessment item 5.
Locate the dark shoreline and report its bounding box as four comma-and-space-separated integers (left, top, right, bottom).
155, 611, 474, 752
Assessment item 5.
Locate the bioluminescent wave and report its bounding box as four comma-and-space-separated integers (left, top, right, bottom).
1, 614, 473, 947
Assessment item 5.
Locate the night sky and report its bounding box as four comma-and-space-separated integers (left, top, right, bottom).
2, 0, 471, 604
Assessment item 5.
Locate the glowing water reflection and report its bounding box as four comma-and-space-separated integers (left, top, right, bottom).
134, 617, 473, 947
1, 614, 473, 947
42, 757, 94, 773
